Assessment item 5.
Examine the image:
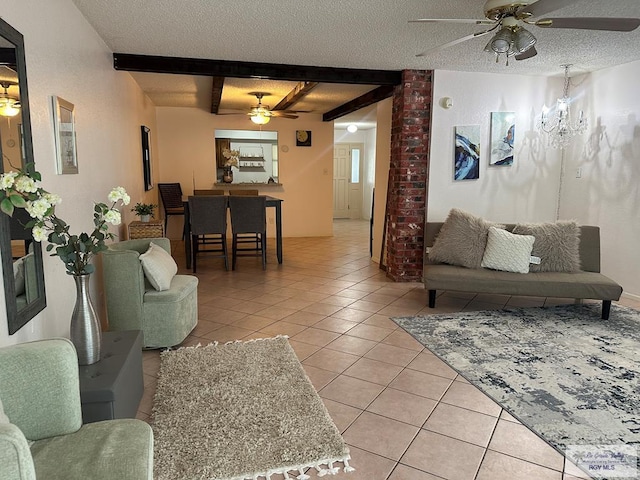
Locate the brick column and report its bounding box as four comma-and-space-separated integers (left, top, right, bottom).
385, 69, 433, 281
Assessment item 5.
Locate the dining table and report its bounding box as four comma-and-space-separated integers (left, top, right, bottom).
182, 195, 283, 269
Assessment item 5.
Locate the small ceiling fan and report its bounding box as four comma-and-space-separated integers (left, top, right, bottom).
247, 92, 298, 125
410, 0, 640, 65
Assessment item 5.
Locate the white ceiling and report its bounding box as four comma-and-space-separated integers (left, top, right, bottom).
73, 0, 640, 128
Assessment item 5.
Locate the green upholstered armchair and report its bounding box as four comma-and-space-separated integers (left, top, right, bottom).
101, 237, 198, 348
0, 338, 153, 480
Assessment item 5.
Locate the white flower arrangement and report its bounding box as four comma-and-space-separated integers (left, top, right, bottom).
222, 148, 240, 168
0, 165, 129, 275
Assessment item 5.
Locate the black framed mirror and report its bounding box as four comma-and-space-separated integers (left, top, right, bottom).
141, 125, 153, 191
0, 18, 46, 334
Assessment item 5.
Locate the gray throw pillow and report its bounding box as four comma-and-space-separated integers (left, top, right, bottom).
429, 209, 498, 269
512, 220, 581, 272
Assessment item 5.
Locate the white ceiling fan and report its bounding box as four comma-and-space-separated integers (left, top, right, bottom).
411, 0, 640, 65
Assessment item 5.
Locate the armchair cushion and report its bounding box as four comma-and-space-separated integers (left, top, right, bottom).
139, 241, 177, 291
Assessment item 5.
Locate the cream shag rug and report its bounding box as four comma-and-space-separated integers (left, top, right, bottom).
152, 336, 353, 480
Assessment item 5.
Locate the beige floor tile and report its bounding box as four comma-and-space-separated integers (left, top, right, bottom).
381, 330, 424, 351
377, 304, 423, 317
319, 295, 358, 307
321, 399, 362, 433
326, 335, 378, 356
288, 339, 321, 361
301, 364, 339, 391
303, 348, 360, 373
335, 289, 370, 300
407, 351, 458, 379
281, 310, 326, 327
291, 327, 341, 347
440, 380, 502, 417
274, 297, 315, 310
312, 445, 396, 480
489, 419, 565, 471
190, 319, 225, 337
259, 320, 308, 337
345, 324, 394, 342
250, 293, 292, 306
254, 304, 300, 320
343, 411, 419, 460
343, 357, 403, 386
302, 302, 344, 316
364, 343, 420, 367
312, 317, 359, 334
499, 409, 521, 423
201, 325, 254, 342
388, 464, 442, 480
198, 306, 248, 324
423, 402, 499, 447
330, 307, 374, 322
476, 450, 563, 480
401, 430, 485, 480
232, 315, 277, 331
362, 314, 400, 330
367, 387, 437, 427
319, 375, 385, 409
563, 459, 591, 479
389, 369, 453, 401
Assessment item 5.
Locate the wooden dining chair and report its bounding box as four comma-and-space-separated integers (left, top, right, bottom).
157, 183, 185, 236
228, 195, 266, 270
188, 195, 229, 272
194, 189, 225, 196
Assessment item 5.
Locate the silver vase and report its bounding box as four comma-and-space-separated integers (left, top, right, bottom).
70, 274, 102, 365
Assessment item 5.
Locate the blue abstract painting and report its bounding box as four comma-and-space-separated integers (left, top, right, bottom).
490, 112, 515, 166
454, 125, 480, 181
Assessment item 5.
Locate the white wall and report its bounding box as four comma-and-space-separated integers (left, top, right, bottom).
560, 60, 640, 300
0, 0, 158, 346
429, 67, 639, 299
429, 70, 564, 224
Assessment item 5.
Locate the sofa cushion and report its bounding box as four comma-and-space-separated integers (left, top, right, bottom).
481, 227, 535, 274
429, 208, 500, 269
512, 221, 581, 272
139, 242, 178, 291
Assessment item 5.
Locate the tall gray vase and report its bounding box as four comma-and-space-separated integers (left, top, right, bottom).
71, 274, 102, 365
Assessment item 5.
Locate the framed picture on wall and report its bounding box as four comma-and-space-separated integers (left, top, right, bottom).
52, 96, 78, 174
454, 125, 480, 181
141, 125, 153, 191
490, 112, 515, 166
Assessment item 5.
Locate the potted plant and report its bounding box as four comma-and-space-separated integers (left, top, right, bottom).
131, 202, 157, 222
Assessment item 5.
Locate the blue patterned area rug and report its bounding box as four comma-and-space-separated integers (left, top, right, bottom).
393, 304, 639, 479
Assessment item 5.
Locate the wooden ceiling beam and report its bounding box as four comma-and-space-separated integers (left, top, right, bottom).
210, 76, 225, 114
113, 53, 402, 86
273, 81, 318, 111
323, 85, 395, 122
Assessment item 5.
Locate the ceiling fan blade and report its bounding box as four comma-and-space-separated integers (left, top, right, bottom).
519, 0, 580, 18
416, 29, 494, 57
271, 112, 298, 119
534, 17, 640, 31
515, 45, 538, 60
410, 18, 494, 25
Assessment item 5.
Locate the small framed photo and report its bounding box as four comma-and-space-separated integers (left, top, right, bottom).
52, 96, 78, 174
296, 130, 312, 147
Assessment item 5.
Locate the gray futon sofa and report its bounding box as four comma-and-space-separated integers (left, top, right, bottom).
423, 223, 623, 319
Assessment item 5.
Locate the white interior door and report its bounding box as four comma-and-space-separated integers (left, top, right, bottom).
333, 145, 350, 218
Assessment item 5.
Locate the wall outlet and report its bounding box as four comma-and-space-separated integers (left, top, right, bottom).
576, 167, 582, 178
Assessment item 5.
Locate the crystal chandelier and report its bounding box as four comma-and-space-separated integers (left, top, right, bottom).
538, 65, 587, 149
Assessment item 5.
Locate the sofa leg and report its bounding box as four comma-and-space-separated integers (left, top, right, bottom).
601, 300, 612, 320
428, 290, 436, 308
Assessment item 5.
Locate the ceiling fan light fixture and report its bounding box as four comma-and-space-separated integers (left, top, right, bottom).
0, 82, 20, 117
250, 113, 270, 125
513, 27, 536, 53
489, 27, 514, 53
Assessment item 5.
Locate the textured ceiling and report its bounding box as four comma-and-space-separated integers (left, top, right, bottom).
73, 0, 640, 127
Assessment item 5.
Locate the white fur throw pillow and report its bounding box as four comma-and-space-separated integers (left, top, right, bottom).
481, 227, 535, 274
429, 208, 500, 269
512, 221, 581, 272
139, 242, 178, 291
